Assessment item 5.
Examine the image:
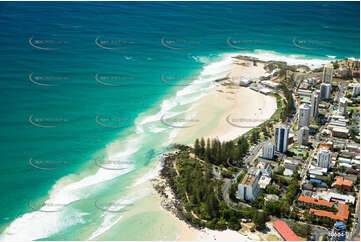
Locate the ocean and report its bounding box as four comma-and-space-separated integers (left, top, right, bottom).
0, 1, 359, 240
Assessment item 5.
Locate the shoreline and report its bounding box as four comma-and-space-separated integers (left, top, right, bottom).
0, 52, 337, 241
152, 155, 252, 241
152, 150, 282, 241
173, 55, 277, 145
152, 55, 280, 241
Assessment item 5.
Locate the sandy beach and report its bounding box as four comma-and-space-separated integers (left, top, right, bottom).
174, 56, 277, 145
156, 55, 279, 241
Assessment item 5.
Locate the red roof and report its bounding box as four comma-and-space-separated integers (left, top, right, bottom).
309, 204, 349, 223
297, 195, 334, 208
332, 176, 354, 188
319, 144, 331, 150
273, 220, 300, 241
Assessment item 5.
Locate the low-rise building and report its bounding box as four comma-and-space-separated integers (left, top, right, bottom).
256, 160, 273, 176
283, 168, 294, 177
332, 127, 349, 138
265, 194, 279, 202
261, 80, 279, 89
258, 175, 272, 189
309, 166, 328, 176
260, 88, 271, 95
297, 89, 313, 96
338, 97, 348, 116
297, 196, 334, 208
350, 82, 360, 96
303, 183, 314, 191
232, 76, 253, 86
347, 143, 360, 153
338, 157, 352, 164
343, 174, 358, 183
285, 164, 298, 171
316, 191, 356, 204
273, 220, 300, 241
309, 203, 349, 223
332, 176, 353, 192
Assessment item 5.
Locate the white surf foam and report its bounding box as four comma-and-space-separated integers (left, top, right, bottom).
88, 188, 151, 240
1, 49, 336, 241
232, 49, 333, 69
0, 208, 87, 241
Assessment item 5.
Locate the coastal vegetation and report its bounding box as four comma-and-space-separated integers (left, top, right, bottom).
159, 143, 276, 232
160, 148, 243, 231
158, 75, 299, 231
278, 83, 296, 122
193, 137, 249, 167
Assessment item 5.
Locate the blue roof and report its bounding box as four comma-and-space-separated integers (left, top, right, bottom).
335, 221, 346, 230
309, 179, 327, 187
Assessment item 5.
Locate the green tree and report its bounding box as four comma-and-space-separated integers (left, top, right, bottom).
265, 185, 280, 195
200, 138, 205, 159
194, 139, 200, 156
253, 211, 268, 231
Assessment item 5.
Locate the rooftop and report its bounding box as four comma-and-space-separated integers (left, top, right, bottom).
319, 144, 331, 150
332, 176, 353, 188
316, 191, 356, 204
273, 220, 300, 241
240, 168, 260, 186
310, 204, 349, 223
297, 195, 334, 208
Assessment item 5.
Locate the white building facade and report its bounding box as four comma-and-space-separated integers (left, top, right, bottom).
339, 97, 348, 116
237, 168, 261, 201
322, 64, 333, 83
317, 148, 331, 169
351, 83, 360, 97
262, 142, 275, 160
298, 126, 309, 145
310, 90, 320, 121
298, 103, 311, 128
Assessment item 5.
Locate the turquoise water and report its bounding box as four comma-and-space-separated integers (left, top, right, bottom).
0, 1, 359, 240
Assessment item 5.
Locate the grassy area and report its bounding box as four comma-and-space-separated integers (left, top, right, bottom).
289, 148, 308, 158
347, 106, 359, 112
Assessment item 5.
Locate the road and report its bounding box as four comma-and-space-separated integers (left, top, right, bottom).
348, 192, 360, 240
222, 140, 270, 211
222, 178, 251, 212
244, 139, 269, 167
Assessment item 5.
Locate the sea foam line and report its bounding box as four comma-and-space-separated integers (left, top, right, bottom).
0, 50, 337, 241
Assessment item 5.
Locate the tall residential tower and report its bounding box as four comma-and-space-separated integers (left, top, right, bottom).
275, 125, 289, 153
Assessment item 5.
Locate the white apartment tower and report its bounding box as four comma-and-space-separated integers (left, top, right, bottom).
339, 97, 348, 116
298, 103, 311, 128
317, 148, 331, 169
262, 142, 275, 160
322, 64, 333, 83
351, 83, 360, 97
310, 90, 320, 121
237, 168, 261, 201
298, 126, 309, 146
